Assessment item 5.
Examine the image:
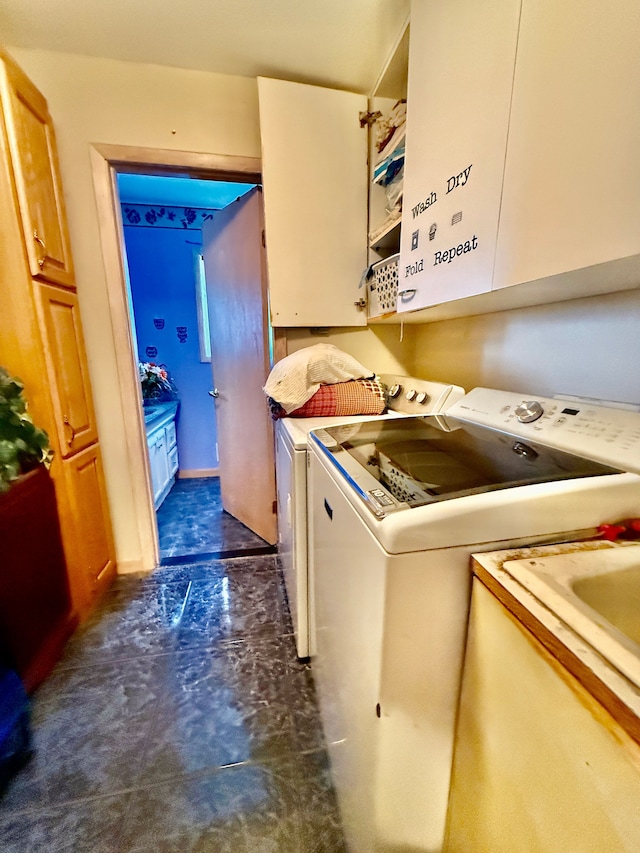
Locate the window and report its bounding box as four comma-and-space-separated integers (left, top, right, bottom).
194, 250, 211, 363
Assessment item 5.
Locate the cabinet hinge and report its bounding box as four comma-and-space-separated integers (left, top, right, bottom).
272, 499, 277, 515
261, 229, 266, 248
359, 110, 382, 128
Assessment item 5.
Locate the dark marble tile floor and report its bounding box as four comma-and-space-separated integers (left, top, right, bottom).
157, 477, 272, 561
0, 483, 345, 851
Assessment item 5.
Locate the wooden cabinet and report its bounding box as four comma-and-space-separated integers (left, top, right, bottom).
446, 578, 640, 851
0, 51, 75, 288
145, 403, 179, 509
0, 49, 116, 619
493, 0, 640, 294
257, 76, 368, 328
397, 0, 520, 313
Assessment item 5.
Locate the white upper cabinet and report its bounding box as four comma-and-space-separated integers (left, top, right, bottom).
258, 77, 368, 327
493, 0, 640, 294
397, 0, 521, 313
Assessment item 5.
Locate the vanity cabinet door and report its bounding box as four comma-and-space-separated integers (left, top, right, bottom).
34, 283, 98, 457
397, 0, 520, 313
493, 0, 640, 294
0, 50, 75, 288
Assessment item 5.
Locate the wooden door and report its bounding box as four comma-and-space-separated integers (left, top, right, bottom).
34, 283, 99, 456
202, 187, 277, 545
0, 49, 75, 287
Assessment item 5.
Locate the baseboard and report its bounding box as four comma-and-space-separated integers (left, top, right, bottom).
116, 559, 153, 575
178, 468, 220, 479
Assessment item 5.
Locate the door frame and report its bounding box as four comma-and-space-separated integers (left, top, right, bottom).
90, 143, 282, 571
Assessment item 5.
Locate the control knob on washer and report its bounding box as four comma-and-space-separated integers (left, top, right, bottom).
388, 384, 402, 399
515, 400, 544, 423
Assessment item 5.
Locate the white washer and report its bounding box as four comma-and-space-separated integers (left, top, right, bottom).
274, 374, 465, 658
307, 387, 640, 853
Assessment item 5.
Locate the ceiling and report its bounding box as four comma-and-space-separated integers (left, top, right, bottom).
0, 0, 410, 94
117, 174, 256, 210
3, 1, 410, 210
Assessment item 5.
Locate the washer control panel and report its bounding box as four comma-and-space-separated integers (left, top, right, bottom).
447, 387, 640, 472
380, 374, 465, 416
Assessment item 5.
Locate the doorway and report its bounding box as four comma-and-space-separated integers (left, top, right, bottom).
91, 144, 281, 571
116, 172, 258, 558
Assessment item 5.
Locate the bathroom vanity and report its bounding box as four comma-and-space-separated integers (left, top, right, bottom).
144, 401, 179, 509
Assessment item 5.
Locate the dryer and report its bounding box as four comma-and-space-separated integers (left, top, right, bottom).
274, 374, 464, 658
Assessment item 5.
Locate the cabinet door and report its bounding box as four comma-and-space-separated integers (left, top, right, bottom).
149, 432, 169, 507
258, 77, 368, 327
493, 0, 640, 292
34, 283, 98, 457
397, 0, 520, 312
0, 51, 75, 288
60, 444, 116, 606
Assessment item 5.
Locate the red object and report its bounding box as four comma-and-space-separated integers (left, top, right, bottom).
597, 523, 627, 541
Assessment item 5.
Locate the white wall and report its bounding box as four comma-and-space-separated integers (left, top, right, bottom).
284, 325, 414, 377
409, 289, 640, 404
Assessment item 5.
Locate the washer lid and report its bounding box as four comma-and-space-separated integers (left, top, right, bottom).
310, 415, 622, 519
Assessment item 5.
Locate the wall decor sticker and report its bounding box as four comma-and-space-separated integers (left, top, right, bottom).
145, 346, 158, 358
176, 326, 188, 343
121, 204, 216, 231
411, 230, 420, 251
429, 223, 437, 241
153, 318, 165, 329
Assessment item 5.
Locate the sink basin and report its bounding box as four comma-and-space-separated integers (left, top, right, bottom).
572, 564, 640, 646
503, 544, 640, 688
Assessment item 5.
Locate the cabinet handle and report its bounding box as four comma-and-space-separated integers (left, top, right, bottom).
63, 415, 77, 446
398, 288, 417, 303
33, 230, 47, 269
209, 388, 219, 398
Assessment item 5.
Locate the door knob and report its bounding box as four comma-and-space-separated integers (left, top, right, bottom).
209, 389, 219, 398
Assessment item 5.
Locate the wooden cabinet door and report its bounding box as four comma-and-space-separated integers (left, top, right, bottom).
62, 445, 116, 601
0, 50, 75, 287
258, 77, 368, 327
34, 283, 98, 457
397, 0, 520, 312
493, 0, 640, 292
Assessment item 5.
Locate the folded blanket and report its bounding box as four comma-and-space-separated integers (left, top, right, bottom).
264, 344, 374, 414
271, 377, 386, 419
